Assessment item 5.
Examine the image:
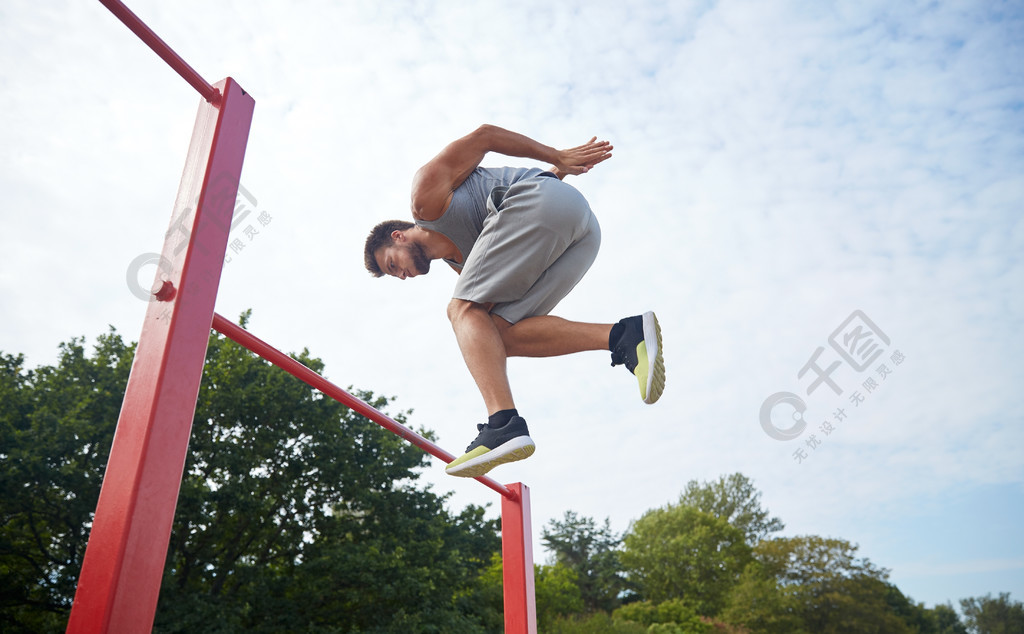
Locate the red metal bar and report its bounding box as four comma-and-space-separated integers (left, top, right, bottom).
66, 78, 254, 634
502, 483, 537, 633
210, 313, 516, 500
98, 0, 219, 102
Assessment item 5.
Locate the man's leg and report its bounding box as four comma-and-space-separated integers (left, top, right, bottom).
445, 299, 536, 479
494, 314, 612, 358
495, 311, 667, 405
446, 303, 615, 414
447, 298, 516, 415
444, 301, 665, 478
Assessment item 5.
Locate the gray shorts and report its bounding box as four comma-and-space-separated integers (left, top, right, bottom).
453, 174, 601, 324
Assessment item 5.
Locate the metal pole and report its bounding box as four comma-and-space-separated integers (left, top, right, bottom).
502, 483, 538, 633
98, 0, 220, 102
210, 313, 517, 500
66, 78, 254, 634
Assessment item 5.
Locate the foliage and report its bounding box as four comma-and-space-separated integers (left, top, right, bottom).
933, 606, 970, 634
719, 559, 807, 634
960, 593, 1024, 634
620, 506, 751, 615
723, 536, 931, 633
931, 602, 970, 634
545, 611, 647, 634
543, 510, 627, 612
460, 552, 505, 631
535, 561, 587, 627
0, 321, 500, 633
614, 599, 711, 633
470, 552, 585, 631
885, 594, 969, 634
0, 332, 134, 634
678, 473, 784, 547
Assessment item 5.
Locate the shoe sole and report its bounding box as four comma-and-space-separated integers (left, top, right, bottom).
445, 436, 536, 478
642, 311, 666, 404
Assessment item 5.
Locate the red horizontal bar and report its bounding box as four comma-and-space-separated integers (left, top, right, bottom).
210, 313, 516, 500
99, 0, 219, 102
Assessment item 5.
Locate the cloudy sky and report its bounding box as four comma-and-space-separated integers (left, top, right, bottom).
2, 0, 1022, 610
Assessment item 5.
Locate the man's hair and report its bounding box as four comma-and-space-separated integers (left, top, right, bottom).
364, 220, 414, 277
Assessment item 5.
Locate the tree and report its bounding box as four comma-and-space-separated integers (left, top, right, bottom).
470, 553, 585, 632
678, 473, 784, 546
620, 505, 751, 616
613, 599, 710, 633
720, 558, 808, 634
1, 319, 502, 632
883, 593, 968, 634
542, 510, 627, 612
0, 332, 134, 634
545, 612, 647, 634
960, 593, 1024, 634
535, 562, 587, 628
931, 602, 969, 634
723, 535, 933, 634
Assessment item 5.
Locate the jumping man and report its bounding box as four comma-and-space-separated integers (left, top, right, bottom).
364, 124, 665, 478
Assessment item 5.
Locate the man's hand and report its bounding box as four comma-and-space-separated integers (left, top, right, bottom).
549, 137, 613, 179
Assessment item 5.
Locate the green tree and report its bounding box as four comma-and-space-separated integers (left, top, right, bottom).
542, 510, 626, 612
678, 473, 784, 547
470, 553, 584, 632
613, 599, 710, 632
620, 505, 751, 616
545, 612, 647, 634
535, 561, 587, 627
1, 320, 502, 632
720, 558, 807, 634
0, 332, 133, 634
883, 592, 968, 634
931, 602, 969, 634
960, 593, 1024, 634
723, 535, 926, 634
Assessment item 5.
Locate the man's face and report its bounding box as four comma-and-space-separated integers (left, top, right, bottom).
375, 239, 431, 280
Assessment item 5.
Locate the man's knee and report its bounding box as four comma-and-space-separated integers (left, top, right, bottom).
446, 299, 495, 325
446, 298, 469, 324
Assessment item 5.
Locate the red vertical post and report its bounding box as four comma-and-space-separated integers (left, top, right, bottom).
502, 482, 537, 634
66, 77, 254, 634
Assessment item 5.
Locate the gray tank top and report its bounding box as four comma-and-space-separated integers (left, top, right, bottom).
416, 166, 546, 269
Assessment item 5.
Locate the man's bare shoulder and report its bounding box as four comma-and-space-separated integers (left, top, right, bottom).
410, 165, 454, 222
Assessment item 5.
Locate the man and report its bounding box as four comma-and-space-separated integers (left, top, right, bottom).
364, 124, 665, 478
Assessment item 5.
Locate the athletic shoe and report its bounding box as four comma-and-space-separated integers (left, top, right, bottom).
445, 416, 536, 478
611, 311, 666, 404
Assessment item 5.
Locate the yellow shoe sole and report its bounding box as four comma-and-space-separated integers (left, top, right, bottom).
445, 436, 536, 478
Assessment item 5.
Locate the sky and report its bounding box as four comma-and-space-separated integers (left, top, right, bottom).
2, 0, 1022, 612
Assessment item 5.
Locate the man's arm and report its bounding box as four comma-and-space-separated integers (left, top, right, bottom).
411, 125, 612, 221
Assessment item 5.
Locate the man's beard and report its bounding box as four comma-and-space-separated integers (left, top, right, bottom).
408, 242, 431, 275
